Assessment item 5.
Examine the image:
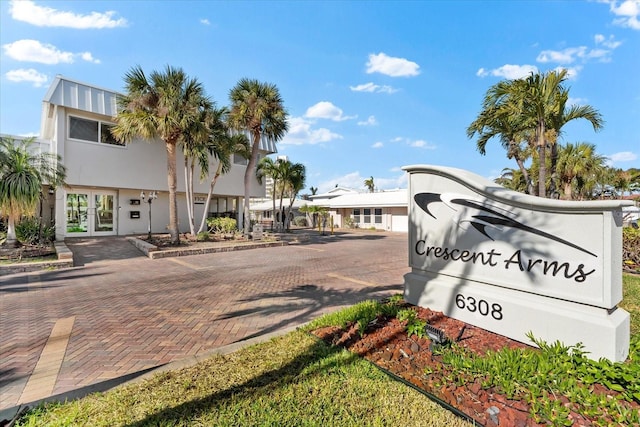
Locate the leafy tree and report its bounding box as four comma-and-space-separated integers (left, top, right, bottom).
0, 137, 66, 246
228, 78, 288, 235
282, 161, 306, 231
198, 108, 250, 233
494, 168, 528, 193
470, 70, 603, 198
467, 80, 535, 194
256, 156, 283, 230
555, 142, 606, 200
113, 65, 208, 244
364, 176, 375, 193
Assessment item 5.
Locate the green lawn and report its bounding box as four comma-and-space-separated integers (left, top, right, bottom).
13, 274, 640, 427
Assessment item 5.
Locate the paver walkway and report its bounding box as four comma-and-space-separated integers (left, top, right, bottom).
0, 231, 409, 414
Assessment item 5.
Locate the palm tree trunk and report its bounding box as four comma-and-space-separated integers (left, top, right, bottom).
166, 141, 180, 244
514, 156, 533, 195
184, 157, 195, 236
537, 122, 547, 198
197, 163, 223, 234
5, 214, 17, 246
243, 131, 261, 236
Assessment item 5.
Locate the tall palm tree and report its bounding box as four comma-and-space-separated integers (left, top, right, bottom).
256, 156, 284, 231
0, 137, 66, 246
364, 176, 375, 193
467, 82, 534, 194
113, 65, 208, 244
228, 78, 288, 235
181, 96, 216, 236
470, 70, 603, 198
196, 112, 249, 234
282, 162, 306, 231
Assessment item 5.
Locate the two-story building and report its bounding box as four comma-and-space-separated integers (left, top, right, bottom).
10, 75, 273, 240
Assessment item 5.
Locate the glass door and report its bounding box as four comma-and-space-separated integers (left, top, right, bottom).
93, 193, 115, 235
66, 193, 89, 234
65, 191, 117, 236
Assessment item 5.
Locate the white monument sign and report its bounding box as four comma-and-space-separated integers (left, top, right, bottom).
402, 165, 631, 362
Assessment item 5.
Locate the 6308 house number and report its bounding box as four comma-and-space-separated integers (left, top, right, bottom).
455, 294, 503, 320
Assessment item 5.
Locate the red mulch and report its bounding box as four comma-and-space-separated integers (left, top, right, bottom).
310, 305, 637, 426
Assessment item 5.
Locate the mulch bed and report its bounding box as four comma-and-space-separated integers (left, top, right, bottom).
0, 244, 55, 261
310, 305, 637, 426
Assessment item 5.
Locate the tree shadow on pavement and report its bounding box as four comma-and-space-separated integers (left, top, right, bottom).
216, 283, 401, 343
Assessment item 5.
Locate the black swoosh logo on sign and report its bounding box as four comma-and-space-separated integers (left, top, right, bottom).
414, 193, 597, 257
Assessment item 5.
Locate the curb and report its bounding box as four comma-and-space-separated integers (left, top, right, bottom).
0, 323, 304, 426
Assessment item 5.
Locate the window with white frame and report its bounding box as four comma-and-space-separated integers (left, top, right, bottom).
363, 208, 371, 223
374, 208, 382, 224
69, 116, 123, 146
353, 209, 360, 223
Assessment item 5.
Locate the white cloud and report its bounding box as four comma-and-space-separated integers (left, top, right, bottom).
305, 101, 355, 121
80, 52, 100, 64
9, 0, 127, 29
2, 39, 99, 64
375, 173, 408, 190
608, 151, 638, 162
3, 39, 73, 64
476, 64, 538, 79
200, 18, 211, 25
595, 34, 623, 49
607, 0, 640, 30
5, 68, 48, 87
358, 116, 378, 126
554, 66, 582, 79
537, 47, 588, 64
350, 82, 398, 93
366, 52, 420, 77
372, 141, 384, 148
281, 117, 343, 145
409, 139, 437, 149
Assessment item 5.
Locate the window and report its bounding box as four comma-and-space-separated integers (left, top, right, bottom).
374, 208, 382, 224
353, 209, 360, 224
69, 116, 123, 146
363, 208, 371, 224
234, 153, 248, 165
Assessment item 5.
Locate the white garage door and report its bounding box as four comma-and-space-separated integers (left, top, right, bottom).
391, 214, 408, 232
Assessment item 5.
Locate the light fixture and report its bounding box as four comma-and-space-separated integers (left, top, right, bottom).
424, 324, 448, 351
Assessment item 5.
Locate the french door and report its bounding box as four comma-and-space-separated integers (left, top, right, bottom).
65, 191, 117, 236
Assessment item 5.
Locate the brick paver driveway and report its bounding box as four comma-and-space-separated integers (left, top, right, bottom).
0, 231, 409, 412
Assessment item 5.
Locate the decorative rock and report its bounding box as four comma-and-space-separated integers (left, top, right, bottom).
486, 405, 500, 426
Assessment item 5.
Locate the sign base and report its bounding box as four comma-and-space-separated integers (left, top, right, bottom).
404, 271, 630, 362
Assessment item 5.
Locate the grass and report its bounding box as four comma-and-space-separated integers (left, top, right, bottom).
14, 332, 469, 427
620, 273, 640, 336
13, 275, 639, 426
0, 254, 57, 265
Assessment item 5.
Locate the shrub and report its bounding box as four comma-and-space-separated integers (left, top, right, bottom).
15, 216, 54, 245
206, 217, 237, 234
293, 216, 308, 227
623, 226, 640, 272
196, 231, 210, 241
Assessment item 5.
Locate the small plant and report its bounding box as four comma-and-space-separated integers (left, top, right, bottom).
293, 216, 308, 227
15, 216, 54, 245
397, 308, 428, 339
196, 231, 210, 241
206, 217, 237, 234
432, 332, 640, 424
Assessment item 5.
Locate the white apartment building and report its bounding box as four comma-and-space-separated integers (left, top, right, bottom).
10, 75, 274, 240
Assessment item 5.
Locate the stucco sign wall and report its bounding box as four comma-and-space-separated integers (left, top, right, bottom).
402, 165, 631, 362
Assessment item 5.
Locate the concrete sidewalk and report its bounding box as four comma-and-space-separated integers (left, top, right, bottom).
0, 231, 409, 420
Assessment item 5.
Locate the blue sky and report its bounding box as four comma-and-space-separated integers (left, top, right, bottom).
1, 0, 638, 194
